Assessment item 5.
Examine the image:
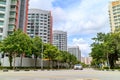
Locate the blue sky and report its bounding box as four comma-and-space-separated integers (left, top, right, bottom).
29, 0, 113, 57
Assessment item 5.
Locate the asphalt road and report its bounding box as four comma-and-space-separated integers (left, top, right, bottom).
0, 68, 120, 80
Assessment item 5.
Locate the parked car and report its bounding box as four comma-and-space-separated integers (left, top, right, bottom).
74, 64, 83, 70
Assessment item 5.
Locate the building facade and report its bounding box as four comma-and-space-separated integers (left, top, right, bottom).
18, 0, 29, 33
68, 46, 81, 61
52, 30, 67, 51
109, 0, 120, 32
27, 9, 52, 43
0, 0, 29, 40
81, 57, 92, 65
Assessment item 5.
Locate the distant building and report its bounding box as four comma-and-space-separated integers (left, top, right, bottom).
109, 0, 120, 32
52, 30, 67, 51
27, 9, 53, 43
0, 0, 29, 40
68, 46, 81, 61
81, 57, 92, 65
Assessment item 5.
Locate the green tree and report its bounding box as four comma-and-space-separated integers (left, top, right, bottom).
55, 50, 63, 69
1, 30, 32, 69
44, 43, 58, 69
91, 32, 120, 69
32, 36, 42, 68
58, 51, 78, 68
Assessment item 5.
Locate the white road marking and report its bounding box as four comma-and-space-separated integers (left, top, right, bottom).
75, 78, 100, 80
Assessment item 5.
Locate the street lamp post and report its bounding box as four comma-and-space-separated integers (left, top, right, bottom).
41, 40, 43, 70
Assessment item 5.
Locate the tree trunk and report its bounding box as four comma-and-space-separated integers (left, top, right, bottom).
13, 54, 16, 70
109, 54, 115, 69
50, 60, 53, 69
57, 61, 60, 69
9, 53, 13, 67
48, 58, 51, 69
20, 54, 23, 67
34, 55, 37, 68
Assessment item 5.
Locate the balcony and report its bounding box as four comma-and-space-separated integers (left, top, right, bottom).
10, 7, 16, 12
0, 1, 6, 4
0, 32, 3, 36
9, 20, 15, 25
11, 1, 17, 6
0, 25, 3, 28
0, 10, 5, 14
0, 18, 4, 21
9, 15, 15, 18
0, 22, 4, 27
0, 2, 6, 7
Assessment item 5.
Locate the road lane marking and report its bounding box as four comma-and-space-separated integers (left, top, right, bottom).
76, 79, 100, 80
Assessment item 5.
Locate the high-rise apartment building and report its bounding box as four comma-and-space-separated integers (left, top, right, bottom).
0, 0, 29, 40
27, 9, 53, 43
52, 30, 67, 51
109, 0, 120, 32
81, 57, 92, 65
18, 0, 29, 33
68, 46, 81, 61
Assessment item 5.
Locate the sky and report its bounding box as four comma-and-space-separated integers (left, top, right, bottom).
29, 0, 113, 57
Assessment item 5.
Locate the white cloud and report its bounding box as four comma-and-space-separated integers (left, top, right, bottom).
52, 0, 110, 36
29, 0, 54, 10
29, 0, 110, 35
53, 7, 67, 23
29, 0, 112, 56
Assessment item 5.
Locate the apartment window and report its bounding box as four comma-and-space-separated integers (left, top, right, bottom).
0, 21, 4, 26
44, 40, 47, 42
36, 26, 39, 28
27, 26, 30, 28
114, 16, 117, 18
40, 23, 43, 25
0, 28, 3, 33
44, 36, 47, 38
28, 23, 31, 25
44, 23, 47, 25
36, 15, 39, 18
11, 5, 15, 9
48, 22, 50, 24
40, 29, 43, 31
44, 17, 47, 19
32, 15, 34, 18
8, 24, 14, 28
10, 12, 16, 17
0, 14, 4, 18
31, 26, 34, 28
44, 33, 47, 35
40, 33, 42, 35
36, 23, 39, 26
44, 20, 47, 22
0, 0, 6, 5
11, 0, 17, 3
0, 6, 5, 11
44, 30, 47, 32
40, 20, 43, 22
44, 14, 47, 16
40, 26, 43, 28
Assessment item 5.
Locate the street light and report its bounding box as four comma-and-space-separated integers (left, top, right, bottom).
41, 39, 43, 70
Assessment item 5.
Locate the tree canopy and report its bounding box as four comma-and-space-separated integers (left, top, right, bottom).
90, 32, 120, 69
